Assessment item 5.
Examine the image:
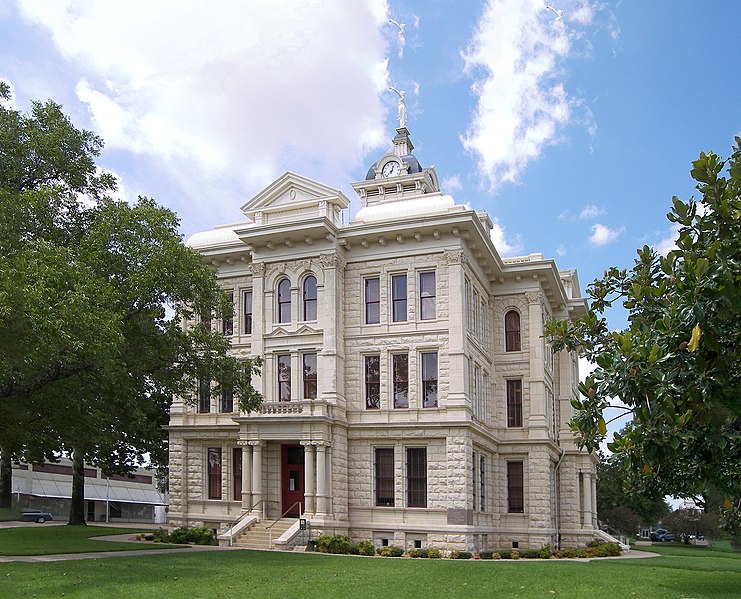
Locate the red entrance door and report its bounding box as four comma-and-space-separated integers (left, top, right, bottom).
281, 445, 305, 516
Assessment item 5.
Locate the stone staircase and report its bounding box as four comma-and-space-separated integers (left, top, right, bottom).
232, 517, 296, 550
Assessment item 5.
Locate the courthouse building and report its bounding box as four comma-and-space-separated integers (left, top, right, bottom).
166, 127, 599, 552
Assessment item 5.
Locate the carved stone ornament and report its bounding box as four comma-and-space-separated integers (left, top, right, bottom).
301, 259, 312, 272
319, 253, 345, 272
525, 291, 542, 304
442, 249, 467, 266
251, 262, 266, 277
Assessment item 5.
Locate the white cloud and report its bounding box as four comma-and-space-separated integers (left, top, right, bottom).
653, 223, 680, 256
460, 0, 600, 189
588, 222, 623, 246
490, 218, 524, 257
17, 0, 391, 214
442, 175, 463, 192
556, 244, 566, 257
578, 204, 605, 219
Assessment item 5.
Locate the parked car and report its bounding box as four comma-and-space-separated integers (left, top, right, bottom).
650, 528, 674, 542
21, 509, 53, 523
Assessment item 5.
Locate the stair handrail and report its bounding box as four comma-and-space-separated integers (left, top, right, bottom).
266, 501, 303, 549
224, 499, 266, 547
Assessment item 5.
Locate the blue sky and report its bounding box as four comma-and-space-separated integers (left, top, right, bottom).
1, 1, 738, 327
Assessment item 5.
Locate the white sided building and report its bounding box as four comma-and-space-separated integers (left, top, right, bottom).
166, 128, 599, 552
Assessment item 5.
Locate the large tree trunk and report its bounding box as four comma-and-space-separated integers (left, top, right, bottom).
0, 446, 12, 509
68, 448, 86, 525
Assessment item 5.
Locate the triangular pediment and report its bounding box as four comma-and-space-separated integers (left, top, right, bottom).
264, 326, 291, 338
241, 172, 349, 223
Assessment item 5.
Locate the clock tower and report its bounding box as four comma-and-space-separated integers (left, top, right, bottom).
352, 127, 441, 209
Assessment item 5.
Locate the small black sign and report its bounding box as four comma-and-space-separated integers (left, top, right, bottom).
299, 519, 307, 530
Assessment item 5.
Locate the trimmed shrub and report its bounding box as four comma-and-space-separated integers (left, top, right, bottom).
511, 550, 520, 560
168, 527, 218, 546
450, 551, 472, 559
479, 550, 494, 560
427, 548, 441, 559
378, 546, 404, 557
518, 549, 541, 559
492, 552, 502, 560
409, 548, 429, 558
539, 543, 552, 559
498, 550, 512, 559
313, 535, 353, 554
357, 540, 375, 556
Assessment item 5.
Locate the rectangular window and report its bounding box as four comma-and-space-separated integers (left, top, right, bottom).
473, 365, 481, 418
480, 455, 486, 512
365, 355, 380, 409
198, 378, 211, 413
232, 448, 242, 501
406, 447, 427, 507
243, 290, 253, 334
303, 353, 317, 399
365, 277, 380, 324
507, 461, 524, 513
222, 292, 234, 336
473, 290, 479, 335
375, 448, 394, 507
392, 354, 409, 409
391, 274, 407, 322
421, 351, 438, 408
277, 354, 291, 402
220, 384, 234, 413
200, 309, 212, 332
419, 272, 436, 320
506, 379, 523, 427
207, 447, 222, 500
472, 451, 477, 511
465, 278, 471, 330
482, 374, 489, 421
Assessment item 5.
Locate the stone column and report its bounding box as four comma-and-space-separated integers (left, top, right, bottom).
442, 250, 468, 409
582, 470, 593, 528
316, 443, 329, 514
239, 442, 253, 510
250, 441, 265, 516
302, 441, 316, 514
591, 472, 598, 529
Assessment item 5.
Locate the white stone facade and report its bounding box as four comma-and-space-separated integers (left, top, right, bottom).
166, 128, 598, 552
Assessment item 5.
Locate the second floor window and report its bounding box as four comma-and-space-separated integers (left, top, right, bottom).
419, 272, 436, 320
277, 354, 291, 401
277, 279, 291, 323
220, 384, 234, 413
303, 353, 317, 399
507, 379, 523, 427
243, 290, 253, 334
505, 310, 521, 351
222, 292, 234, 336
391, 274, 407, 322
198, 377, 211, 413
365, 355, 380, 409
421, 351, 438, 408
303, 276, 317, 321
365, 277, 380, 324
392, 354, 409, 409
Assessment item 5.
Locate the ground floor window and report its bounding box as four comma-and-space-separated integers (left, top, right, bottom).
375, 448, 394, 507
507, 461, 524, 513
207, 448, 222, 500
406, 447, 427, 507
232, 448, 242, 501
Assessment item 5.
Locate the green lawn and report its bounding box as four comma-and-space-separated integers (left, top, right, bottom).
0, 525, 185, 555
1, 545, 740, 599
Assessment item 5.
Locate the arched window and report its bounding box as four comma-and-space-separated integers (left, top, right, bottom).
505, 310, 521, 352
277, 278, 291, 323
303, 275, 317, 321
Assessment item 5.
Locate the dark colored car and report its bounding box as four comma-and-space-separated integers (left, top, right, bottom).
21, 509, 54, 523
650, 528, 674, 542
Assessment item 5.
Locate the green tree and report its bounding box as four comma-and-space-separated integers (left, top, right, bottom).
597, 451, 670, 535
0, 83, 262, 521
663, 508, 719, 542
546, 140, 741, 529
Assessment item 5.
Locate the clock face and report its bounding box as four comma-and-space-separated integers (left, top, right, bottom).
381, 161, 400, 178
